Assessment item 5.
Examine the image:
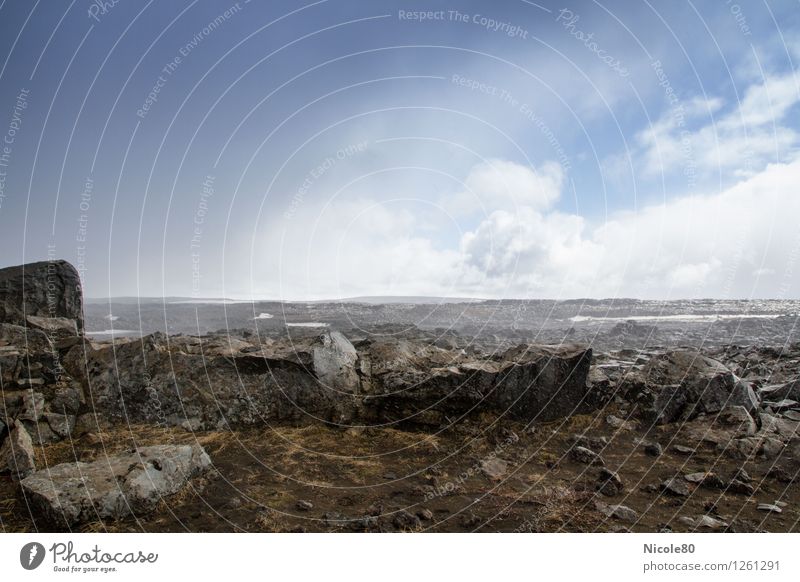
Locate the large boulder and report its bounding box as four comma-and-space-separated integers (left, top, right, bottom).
0, 260, 83, 331
71, 332, 347, 429
361, 341, 593, 426
20, 444, 211, 528
635, 350, 743, 424
312, 331, 359, 393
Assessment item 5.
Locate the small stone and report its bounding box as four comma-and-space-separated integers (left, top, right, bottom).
763, 399, 798, 412
757, 503, 782, 513
44, 412, 76, 439
596, 501, 638, 523
597, 467, 624, 496
661, 477, 690, 497
570, 445, 604, 466
480, 458, 509, 481
296, 500, 313, 511
606, 415, 636, 431
680, 515, 728, 530
764, 467, 793, 483
417, 508, 434, 521
673, 445, 695, 455
732, 468, 752, 483
644, 442, 663, 457
726, 479, 755, 495
392, 510, 421, 531
684, 472, 708, 484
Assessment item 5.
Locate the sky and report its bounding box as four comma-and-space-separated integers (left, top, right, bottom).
0, 0, 798, 300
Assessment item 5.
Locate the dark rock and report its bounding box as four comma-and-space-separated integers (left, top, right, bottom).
0, 261, 84, 331
597, 467, 624, 496
570, 445, 604, 465
661, 477, 690, 497
295, 500, 313, 511
639, 351, 740, 423
764, 467, 794, 483
726, 479, 755, 495
392, 510, 422, 531
644, 442, 663, 457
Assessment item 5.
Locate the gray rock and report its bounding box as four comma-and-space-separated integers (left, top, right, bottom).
606, 414, 636, 431
77, 332, 594, 429
20, 444, 211, 528
296, 500, 313, 511
639, 351, 740, 423
757, 503, 782, 513
25, 316, 78, 338
597, 467, 624, 496
312, 331, 359, 393
43, 412, 76, 439
17, 391, 45, 423
570, 445, 604, 465
0, 261, 84, 331
480, 457, 509, 480
758, 380, 800, 403
679, 515, 728, 530
783, 410, 800, 421
661, 477, 690, 497
763, 399, 798, 412
684, 472, 708, 483
0, 420, 36, 480
726, 479, 754, 495
596, 501, 638, 522
730, 380, 759, 414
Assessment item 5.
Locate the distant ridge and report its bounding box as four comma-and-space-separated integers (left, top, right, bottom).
85, 296, 486, 305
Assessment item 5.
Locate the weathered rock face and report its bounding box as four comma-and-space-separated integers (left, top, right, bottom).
0, 260, 83, 331
0, 420, 36, 480
632, 351, 744, 424
312, 331, 359, 393
68, 332, 593, 429
360, 341, 593, 426
20, 444, 211, 528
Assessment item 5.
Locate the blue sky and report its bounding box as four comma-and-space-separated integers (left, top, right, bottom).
0, 0, 798, 299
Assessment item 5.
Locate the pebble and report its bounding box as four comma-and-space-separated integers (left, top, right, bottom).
661, 477, 690, 497
644, 442, 663, 457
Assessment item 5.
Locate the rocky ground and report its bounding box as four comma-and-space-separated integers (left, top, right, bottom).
1, 261, 799, 532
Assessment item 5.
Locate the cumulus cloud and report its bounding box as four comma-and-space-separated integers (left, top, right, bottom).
246, 156, 800, 300
446, 159, 564, 215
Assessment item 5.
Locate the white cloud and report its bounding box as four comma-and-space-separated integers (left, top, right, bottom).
446, 159, 564, 216
637, 73, 800, 178
241, 156, 800, 300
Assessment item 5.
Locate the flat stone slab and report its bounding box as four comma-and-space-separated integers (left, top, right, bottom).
20, 444, 211, 528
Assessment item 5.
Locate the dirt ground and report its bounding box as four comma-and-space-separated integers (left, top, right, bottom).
1, 405, 797, 533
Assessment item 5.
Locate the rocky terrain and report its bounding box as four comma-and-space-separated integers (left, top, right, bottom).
1, 260, 799, 532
